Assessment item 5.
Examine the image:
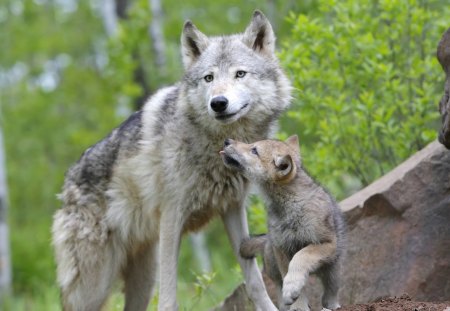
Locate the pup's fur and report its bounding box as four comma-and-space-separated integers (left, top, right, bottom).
220, 136, 345, 311
52, 11, 291, 311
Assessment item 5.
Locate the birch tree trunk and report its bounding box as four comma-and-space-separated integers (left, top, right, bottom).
100, 0, 118, 37
149, 0, 166, 71
0, 126, 11, 298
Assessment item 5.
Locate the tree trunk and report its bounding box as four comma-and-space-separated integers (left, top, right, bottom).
0, 126, 11, 298
149, 0, 166, 71
100, 0, 119, 37
190, 232, 212, 272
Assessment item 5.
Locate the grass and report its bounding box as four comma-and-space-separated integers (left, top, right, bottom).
1, 286, 60, 311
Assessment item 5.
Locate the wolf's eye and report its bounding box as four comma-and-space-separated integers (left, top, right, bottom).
236, 71, 247, 78
204, 75, 214, 82
251, 147, 258, 156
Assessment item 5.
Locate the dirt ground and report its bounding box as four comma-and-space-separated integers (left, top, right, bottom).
338, 295, 450, 311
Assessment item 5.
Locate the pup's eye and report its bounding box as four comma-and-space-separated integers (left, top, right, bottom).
236, 71, 247, 78
251, 147, 258, 156
204, 75, 214, 82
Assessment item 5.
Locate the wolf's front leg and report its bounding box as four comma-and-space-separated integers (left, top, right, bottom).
222, 205, 278, 311
158, 206, 184, 311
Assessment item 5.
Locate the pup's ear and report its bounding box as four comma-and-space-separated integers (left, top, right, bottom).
181, 21, 210, 69
242, 10, 275, 57
274, 154, 295, 182
285, 135, 300, 155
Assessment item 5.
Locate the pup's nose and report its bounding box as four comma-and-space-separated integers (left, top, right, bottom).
210, 96, 228, 113
224, 138, 232, 147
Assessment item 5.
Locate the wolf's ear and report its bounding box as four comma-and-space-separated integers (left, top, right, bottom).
181, 21, 210, 69
285, 135, 300, 155
242, 10, 275, 57
274, 154, 296, 182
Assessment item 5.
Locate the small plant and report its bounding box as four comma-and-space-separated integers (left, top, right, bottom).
190, 271, 217, 309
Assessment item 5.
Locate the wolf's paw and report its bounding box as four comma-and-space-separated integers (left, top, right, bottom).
282, 273, 305, 306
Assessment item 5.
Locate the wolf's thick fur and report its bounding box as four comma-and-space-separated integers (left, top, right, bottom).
220, 136, 345, 311
52, 11, 291, 311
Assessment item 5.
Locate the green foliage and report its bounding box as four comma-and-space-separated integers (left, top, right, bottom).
247, 195, 267, 234
279, 0, 449, 198
1, 0, 122, 307
1, 285, 60, 311
106, 0, 153, 103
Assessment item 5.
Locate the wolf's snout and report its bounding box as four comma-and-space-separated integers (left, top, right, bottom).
224, 138, 233, 147
210, 96, 229, 113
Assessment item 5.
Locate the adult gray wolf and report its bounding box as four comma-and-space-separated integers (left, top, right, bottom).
51, 10, 291, 311
220, 136, 345, 311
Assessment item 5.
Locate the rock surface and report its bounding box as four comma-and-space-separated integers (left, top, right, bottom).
337, 140, 450, 306
214, 140, 450, 310
213, 284, 255, 311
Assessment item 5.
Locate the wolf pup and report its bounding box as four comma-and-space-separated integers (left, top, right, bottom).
52, 11, 291, 311
220, 136, 345, 311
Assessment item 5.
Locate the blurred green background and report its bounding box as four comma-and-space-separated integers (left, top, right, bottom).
0, 0, 449, 310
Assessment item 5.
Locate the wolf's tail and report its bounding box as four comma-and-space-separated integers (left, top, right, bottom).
240, 234, 267, 259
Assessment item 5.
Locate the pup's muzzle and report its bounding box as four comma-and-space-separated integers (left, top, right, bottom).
219, 139, 242, 169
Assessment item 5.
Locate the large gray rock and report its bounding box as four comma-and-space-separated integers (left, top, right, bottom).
213, 274, 281, 311
338, 140, 450, 304
213, 284, 255, 311
214, 140, 450, 310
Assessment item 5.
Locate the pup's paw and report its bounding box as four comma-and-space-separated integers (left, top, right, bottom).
287, 302, 310, 311
282, 273, 305, 306
323, 300, 341, 310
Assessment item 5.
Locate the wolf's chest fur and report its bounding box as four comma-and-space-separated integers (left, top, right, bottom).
113, 145, 248, 224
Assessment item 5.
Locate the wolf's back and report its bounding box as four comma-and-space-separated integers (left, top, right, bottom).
63, 110, 143, 189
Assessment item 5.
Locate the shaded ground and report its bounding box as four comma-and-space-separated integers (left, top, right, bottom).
215, 283, 450, 311
338, 295, 450, 311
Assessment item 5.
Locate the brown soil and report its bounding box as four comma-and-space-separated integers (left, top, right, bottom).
338, 294, 450, 311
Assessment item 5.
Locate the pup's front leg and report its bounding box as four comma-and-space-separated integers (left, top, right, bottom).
222, 205, 278, 311
282, 241, 336, 308
158, 206, 184, 311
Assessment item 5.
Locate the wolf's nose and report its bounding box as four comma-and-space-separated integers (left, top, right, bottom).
224, 138, 231, 147
210, 96, 228, 113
